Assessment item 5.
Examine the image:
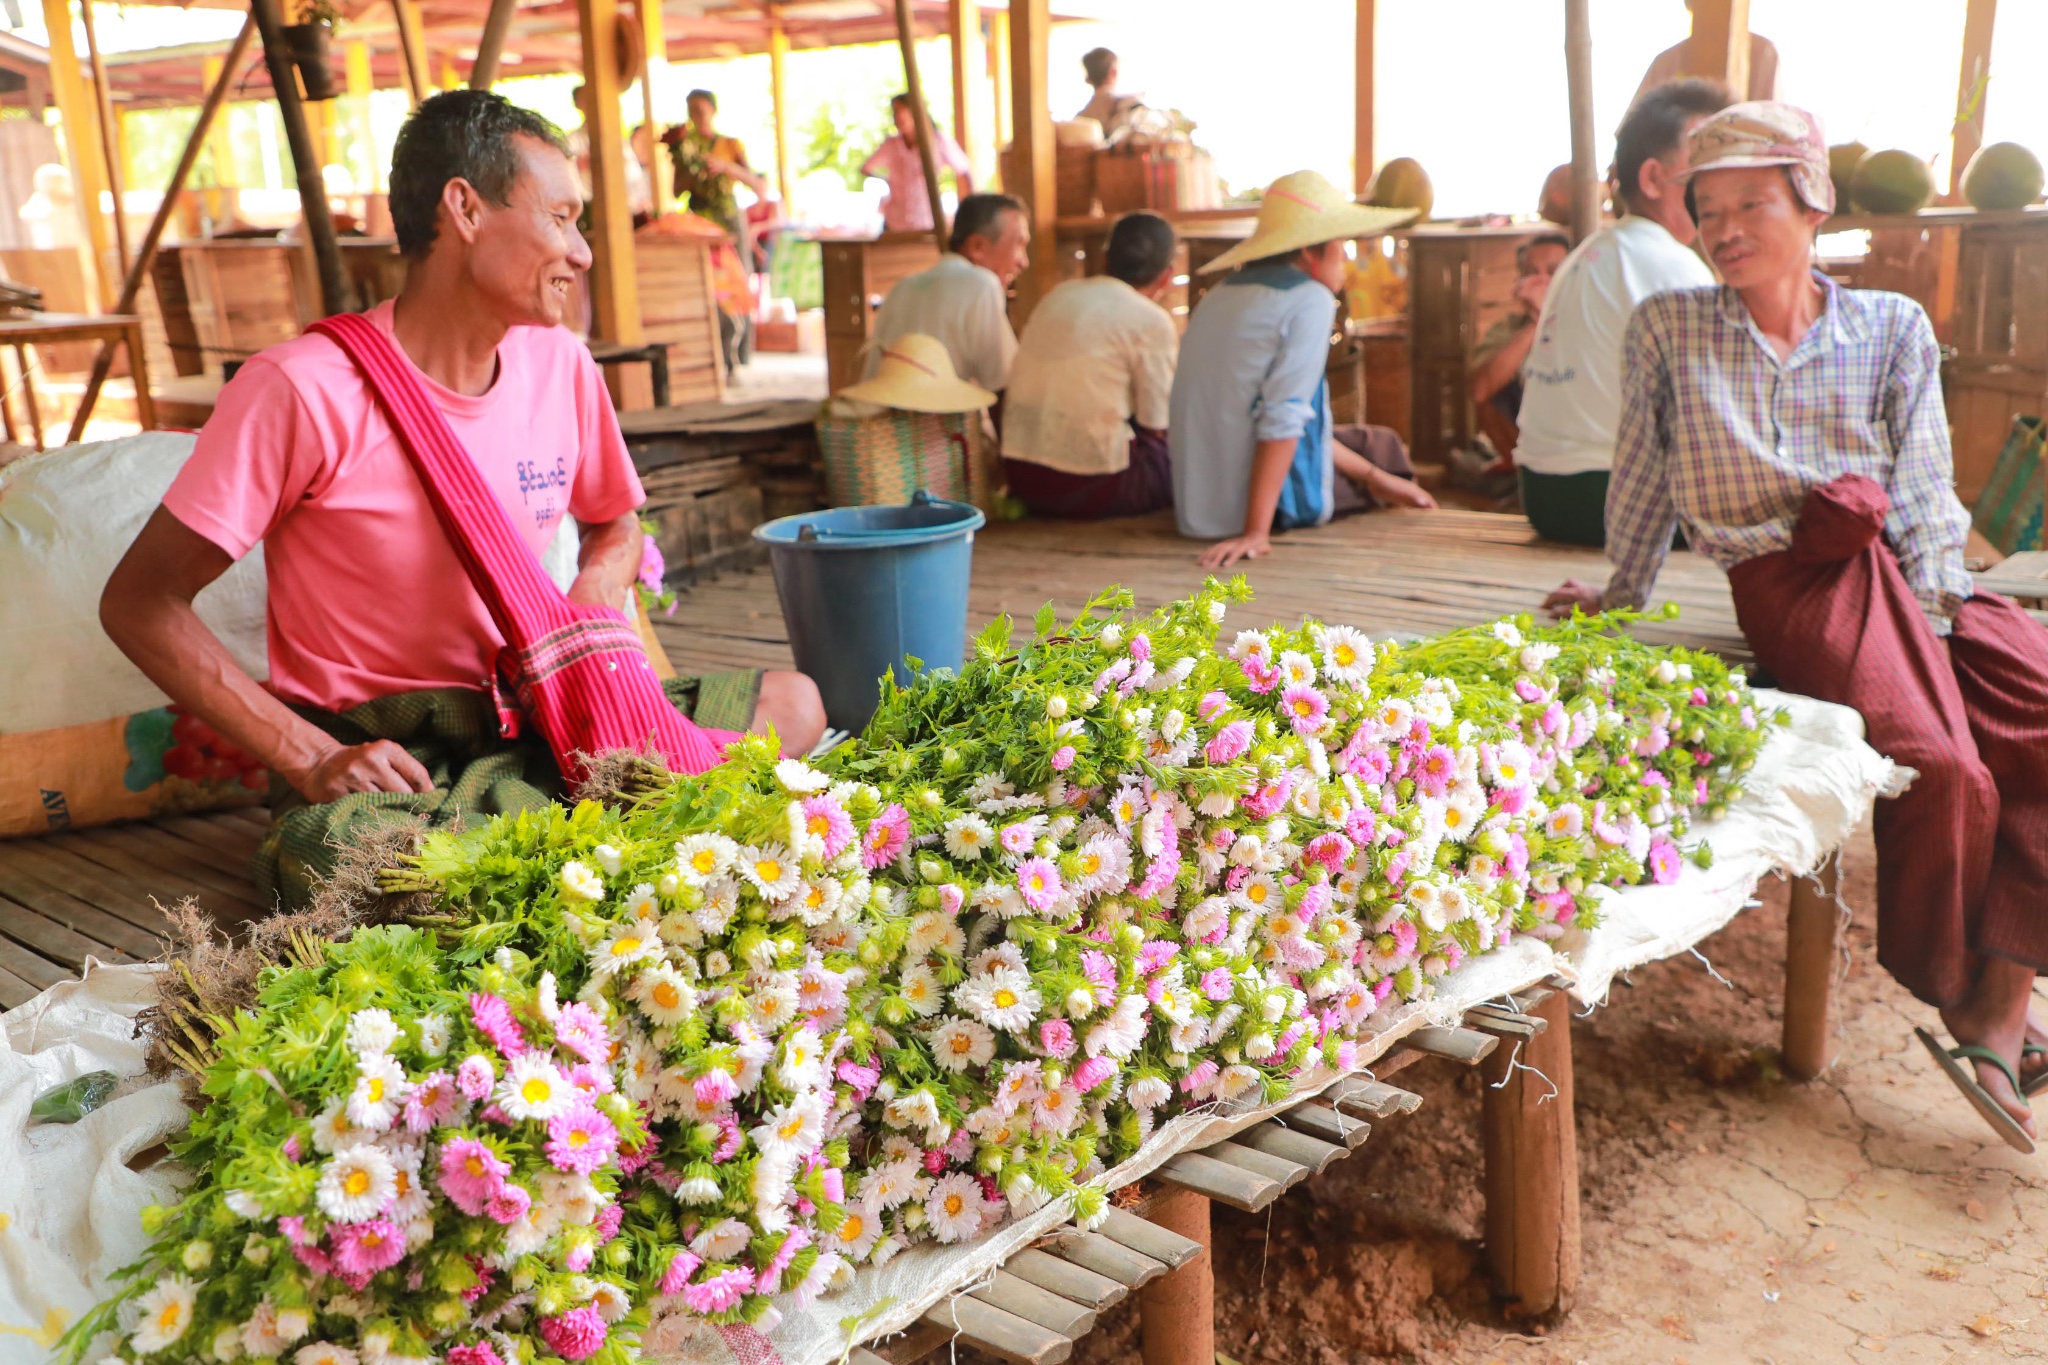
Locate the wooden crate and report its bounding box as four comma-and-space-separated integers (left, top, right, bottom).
1094, 148, 1219, 216
820, 235, 941, 394
1947, 209, 2048, 504
173, 241, 303, 376
621, 398, 824, 579
1403, 225, 1544, 463
634, 234, 727, 406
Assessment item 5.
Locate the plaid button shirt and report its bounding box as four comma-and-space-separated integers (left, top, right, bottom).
1601, 274, 1973, 633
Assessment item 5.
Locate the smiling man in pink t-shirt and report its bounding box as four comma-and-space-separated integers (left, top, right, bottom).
101, 90, 823, 907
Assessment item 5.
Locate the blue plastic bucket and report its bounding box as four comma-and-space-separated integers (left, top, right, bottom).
753, 492, 986, 733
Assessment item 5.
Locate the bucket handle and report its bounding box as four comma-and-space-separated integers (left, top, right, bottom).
795, 489, 941, 542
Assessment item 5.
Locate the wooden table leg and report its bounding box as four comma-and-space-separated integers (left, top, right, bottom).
0, 347, 17, 446
1139, 1187, 1213, 1365
1481, 986, 1580, 1319
1782, 852, 1843, 1081
16, 343, 42, 450
127, 322, 157, 431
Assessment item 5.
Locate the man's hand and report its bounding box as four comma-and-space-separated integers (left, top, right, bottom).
1199, 532, 1271, 571
1371, 473, 1438, 510
567, 570, 626, 611
1512, 271, 1551, 316
1543, 578, 1605, 620
704, 154, 738, 177
294, 740, 436, 802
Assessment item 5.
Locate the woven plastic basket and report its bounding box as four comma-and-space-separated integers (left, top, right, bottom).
815, 409, 998, 511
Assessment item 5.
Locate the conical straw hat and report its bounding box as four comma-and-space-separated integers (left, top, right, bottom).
837, 334, 996, 414
1198, 170, 1419, 274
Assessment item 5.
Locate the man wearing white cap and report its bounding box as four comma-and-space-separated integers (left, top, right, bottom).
1168, 171, 1435, 570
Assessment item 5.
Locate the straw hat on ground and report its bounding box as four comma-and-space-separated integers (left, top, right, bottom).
837, 334, 996, 413
1198, 170, 1420, 274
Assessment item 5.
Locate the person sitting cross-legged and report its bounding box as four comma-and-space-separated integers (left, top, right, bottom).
99, 91, 825, 910
1545, 102, 2048, 1151
1001, 211, 1180, 520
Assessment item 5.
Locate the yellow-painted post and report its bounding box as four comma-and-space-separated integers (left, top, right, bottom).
638, 0, 670, 216
577, 0, 643, 350
441, 60, 462, 92
202, 54, 236, 186
768, 15, 792, 212
345, 39, 377, 191
41, 0, 116, 305
1007, 0, 1052, 322
1354, 0, 1375, 194
392, 0, 430, 107
990, 8, 1011, 160
948, 0, 986, 183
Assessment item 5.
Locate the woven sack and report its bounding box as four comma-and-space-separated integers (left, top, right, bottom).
1972, 414, 2045, 556
815, 408, 997, 510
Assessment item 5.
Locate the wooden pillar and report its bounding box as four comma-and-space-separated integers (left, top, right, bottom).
1006, 0, 1053, 321
637, 0, 670, 215
202, 54, 237, 186
470, 0, 519, 90
1563, 0, 1598, 245
1683, 0, 1750, 99
948, 0, 986, 182
392, 0, 430, 107
767, 15, 793, 211
577, 0, 642, 347
1353, 0, 1375, 195
1480, 988, 1580, 1319
1138, 1188, 1213, 1365
41, 0, 116, 305
990, 9, 1010, 157
1947, 0, 1998, 200
1782, 853, 1843, 1081
78, 0, 130, 272
250, 0, 349, 318
345, 40, 376, 191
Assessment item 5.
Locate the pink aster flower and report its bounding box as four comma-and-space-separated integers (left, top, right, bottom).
1129, 632, 1151, 662
545, 1105, 620, 1174
861, 803, 910, 869
330, 1217, 407, 1278
1505, 832, 1530, 878
1635, 724, 1671, 758
938, 882, 966, 915
1279, 683, 1330, 736
1134, 837, 1180, 898
1200, 967, 1234, 1001
1242, 657, 1281, 694
1695, 777, 1710, 806
1415, 744, 1457, 796
595, 1202, 625, 1245
1496, 783, 1533, 816
1384, 849, 1411, 886
1040, 1018, 1076, 1057
1197, 690, 1230, 723
291, 1242, 332, 1278
552, 1002, 611, 1065
539, 1305, 608, 1361
1094, 658, 1132, 693
438, 1137, 510, 1215
564, 1242, 595, 1273
282, 1135, 301, 1162
447, 1343, 504, 1365
660, 1249, 704, 1296
1343, 808, 1378, 846
682, 1266, 756, 1315
1514, 677, 1545, 702
468, 992, 527, 1058
1204, 719, 1253, 765
1073, 1056, 1117, 1092
923, 1147, 950, 1175
1540, 701, 1567, 735
1647, 838, 1682, 885
1179, 1060, 1218, 1094
1051, 745, 1077, 771
1080, 950, 1118, 993
279, 1215, 315, 1246
1354, 745, 1393, 786
819, 1166, 846, 1203
1135, 939, 1178, 975
1689, 686, 1711, 706
567, 1062, 616, 1099
484, 1183, 532, 1226
694, 1069, 739, 1108
1016, 857, 1064, 911
756, 1228, 812, 1296
1304, 832, 1352, 872
800, 794, 855, 859
1241, 777, 1291, 819
836, 1060, 880, 1099
1000, 821, 1038, 855
710, 1112, 744, 1162
401, 1070, 459, 1133
455, 1054, 495, 1101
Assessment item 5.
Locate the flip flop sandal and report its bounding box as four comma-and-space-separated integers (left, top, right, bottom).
1915, 1027, 2037, 1155
2023, 1042, 2048, 1100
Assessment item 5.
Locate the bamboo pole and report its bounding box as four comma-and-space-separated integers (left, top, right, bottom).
41, 0, 116, 305
1782, 854, 1843, 1081
891, 0, 948, 249
66, 15, 257, 444
1563, 0, 1598, 245
1353, 0, 1375, 195
469, 0, 518, 89
79, 0, 130, 273
1946, 0, 1998, 201
392, 0, 429, 106
767, 14, 792, 212
249, 0, 349, 318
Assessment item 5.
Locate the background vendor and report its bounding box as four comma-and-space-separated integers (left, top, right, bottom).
1465, 229, 1568, 466
863, 93, 973, 234
664, 88, 766, 253
99, 90, 824, 908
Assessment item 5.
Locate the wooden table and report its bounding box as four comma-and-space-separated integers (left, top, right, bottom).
0, 312, 153, 447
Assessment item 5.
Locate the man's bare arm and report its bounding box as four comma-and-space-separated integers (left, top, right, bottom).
569, 511, 644, 610
100, 507, 433, 800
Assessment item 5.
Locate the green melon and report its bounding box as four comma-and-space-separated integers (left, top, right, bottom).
1962, 142, 2045, 211
1851, 149, 1936, 215
1827, 142, 1868, 212
1366, 157, 1433, 222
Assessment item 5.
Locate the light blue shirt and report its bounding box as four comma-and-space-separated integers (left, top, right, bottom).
1168, 263, 1337, 540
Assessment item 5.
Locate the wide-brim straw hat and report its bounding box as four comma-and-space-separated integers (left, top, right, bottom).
837, 334, 996, 413
1199, 170, 1419, 274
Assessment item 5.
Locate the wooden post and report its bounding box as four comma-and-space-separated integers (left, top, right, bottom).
1138, 1188, 1213, 1365
990, 8, 1010, 161
250, 0, 349, 318
1563, 0, 1598, 245
79, 0, 130, 274
636, 0, 669, 215
392, 0, 430, 107
1683, 0, 1750, 99
1947, 0, 1998, 201
1353, 0, 1375, 195
1782, 853, 1843, 1081
576, 0, 643, 349
892, 0, 949, 247
470, 0, 519, 89
203, 53, 238, 188
767, 14, 793, 212
345, 39, 376, 191
66, 15, 257, 443
948, 0, 984, 181
41, 0, 116, 306
1006, 0, 1053, 321
1480, 987, 1580, 1319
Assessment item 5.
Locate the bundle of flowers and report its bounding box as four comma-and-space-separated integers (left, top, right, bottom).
74, 583, 1770, 1365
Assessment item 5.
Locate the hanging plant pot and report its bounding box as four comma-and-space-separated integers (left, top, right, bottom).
282, 20, 339, 101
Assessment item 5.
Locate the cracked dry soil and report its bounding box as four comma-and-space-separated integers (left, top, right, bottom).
995, 827, 2048, 1365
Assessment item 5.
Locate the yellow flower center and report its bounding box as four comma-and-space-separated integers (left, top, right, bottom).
610, 936, 643, 957
522, 1077, 552, 1104
944, 1194, 965, 1216
779, 1115, 805, 1139
806, 887, 826, 909
652, 981, 681, 1009
1446, 809, 1465, 828
691, 850, 719, 873
465, 1155, 486, 1177
839, 1215, 864, 1243
365, 1077, 384, 1102
1293, 697, 1314, 716
159, 1303, 183, 1330
568, 1129, 589, 1148
395, 1171, 412, 1196
994, 988, 1017, 1009
1334, 643, 1357, 666
1273, 917, 1296, 937
949, 1035, 972, 1055
360, 1229, 385, 1247
1080, 854, 1102, 875
808, 814, 830, 836
1247, 884, 1268, 905
756, 860, 783, 883
344, 1169, 372, 1197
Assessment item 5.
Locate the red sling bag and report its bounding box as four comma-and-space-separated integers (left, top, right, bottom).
310, 312, 731, 786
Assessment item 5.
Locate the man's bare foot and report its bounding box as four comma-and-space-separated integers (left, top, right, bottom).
1939, 957, 2039, 1135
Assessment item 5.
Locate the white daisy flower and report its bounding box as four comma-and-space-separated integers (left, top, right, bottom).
905, 909, 957, 959
129, 1274, 199, 1353
694, 878, 741, 936
588, 1281, 632, 1323
746, 978, 801, 1033
854, 1156, 923, 1209
344, 1008, 401, 1057
774, 758, 832, 793
674, 833, 739, 886
752, 1096, 826, 1162
924, 1172, 985, 1244
309, 1098, 369, 1154
1441, 789, 1487, 843
899, 962, 945, 1017
955, 965, 1042, 1033
346, 1052, 407, 1132
792, 876, 842, 926
314, 1145, 396, 1223
592, 844, 624, 876
829, 1198, 884, 1260
1231, 872, 1283, 915
293, 1344, 360, 1365
559, 859, 605, 902
738, 844, 802, 902
495, 1054, 575, 1122
1407, 880, 1449, 932
1070, 835, 1133, 897
1491, 619, 1525, 649
691, 1217, 753, 1260
883, 1088, 946, 1142
628, 963, 697, 1026
620, 882, 660, 922
589, 921, 661, 977
273, 1307, 311, 1345
943, 813, 996, 860
1227, 630, 1272, 664
1084, 993, 1149, 1060
415, 1013, 451, 1058
928, 1016, 996, 1072
223, 1189, 264, 1221
1277, 650, 1317, 687
778, 1025, 827, 1090
1316, 625, 1374, 687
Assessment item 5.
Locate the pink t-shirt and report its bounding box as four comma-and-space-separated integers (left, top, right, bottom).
862, 133, 971, 232
164, 301, 644, 713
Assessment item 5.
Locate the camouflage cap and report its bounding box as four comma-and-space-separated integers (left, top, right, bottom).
1675, 100, 1833, 215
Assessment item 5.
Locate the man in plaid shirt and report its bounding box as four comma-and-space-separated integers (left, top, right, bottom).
1548, 103, 2048, 1153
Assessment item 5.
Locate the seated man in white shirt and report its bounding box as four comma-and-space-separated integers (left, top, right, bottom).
1514, 77, 1731, 545
864, 193, 1030, 395
1001, 212, 1179, 519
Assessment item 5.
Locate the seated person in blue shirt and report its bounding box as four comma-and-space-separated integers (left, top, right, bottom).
1170, 170, 1436, 571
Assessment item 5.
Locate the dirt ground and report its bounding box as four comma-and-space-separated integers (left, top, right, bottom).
1012, 827, 2048, 1365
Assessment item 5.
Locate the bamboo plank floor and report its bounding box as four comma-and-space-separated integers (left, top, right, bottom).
650, 508, 1748, 674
